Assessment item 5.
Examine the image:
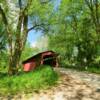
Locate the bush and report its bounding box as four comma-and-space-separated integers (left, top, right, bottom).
0, 65, 58, 96
86, 66, 100, 74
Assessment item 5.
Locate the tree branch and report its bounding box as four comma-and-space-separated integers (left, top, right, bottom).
85, 0, 97, 26
27, 24, 43, 32
19, 0, 22, 10
0, 6, 14, 61
27, 22, 59, 33
85, 0, 93, 10
40, 0, 52, 4
95, 0, 99, 24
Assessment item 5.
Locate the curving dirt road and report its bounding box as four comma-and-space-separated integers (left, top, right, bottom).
1, 68, 100, 100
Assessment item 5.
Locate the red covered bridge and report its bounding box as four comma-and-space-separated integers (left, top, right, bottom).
22, 51, 59, 72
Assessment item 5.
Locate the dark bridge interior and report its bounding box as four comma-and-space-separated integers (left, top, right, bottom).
43, 55, 56, 67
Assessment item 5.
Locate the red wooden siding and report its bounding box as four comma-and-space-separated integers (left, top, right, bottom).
22, 51, 59, 72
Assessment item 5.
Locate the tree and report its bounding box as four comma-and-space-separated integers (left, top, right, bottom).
0, 0, 53, 75
47, 0, 99, 67
76, 18, 97, 66
48, 0, 83, 65
85, 0, 100, 38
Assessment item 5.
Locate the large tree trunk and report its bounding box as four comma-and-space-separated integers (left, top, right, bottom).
8, 49, 23, 75
8, 56, 19, 75
8, 46, 22, 75
8, 13, 28, 75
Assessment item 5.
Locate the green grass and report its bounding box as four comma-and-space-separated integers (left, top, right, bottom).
86, 66, 100, 74
64, 65, 100, 74
0, 65, 58, 96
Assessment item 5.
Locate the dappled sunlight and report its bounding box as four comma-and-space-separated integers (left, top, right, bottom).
1, 68, 100, 100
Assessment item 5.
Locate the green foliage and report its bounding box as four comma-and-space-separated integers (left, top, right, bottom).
0, 53, 8, 72
76, 18, 97, 65
28, 0, 53, 31
0, 65, 58, 96
47, 0, 100, 67
86, 66, 100, 74
21, 42, 39, 61
64, 65, 100, 74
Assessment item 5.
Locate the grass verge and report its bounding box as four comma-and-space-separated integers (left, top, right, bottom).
0, 65, 58, 96
64, 65, 100, 74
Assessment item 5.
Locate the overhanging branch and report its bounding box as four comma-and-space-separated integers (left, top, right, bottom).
27, 23, 49, 33
19, 0, 22, 10
27, 22, 59, 33
27, 24, 41, 32
40, 0, 52, 4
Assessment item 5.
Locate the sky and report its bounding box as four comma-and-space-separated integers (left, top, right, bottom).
27, 30, 43, 47
27, 0, 61, 47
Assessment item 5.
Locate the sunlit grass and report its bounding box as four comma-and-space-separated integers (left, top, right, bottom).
0, 65, 58, 96
86, 66, 100, 74
64, 65, 100, 74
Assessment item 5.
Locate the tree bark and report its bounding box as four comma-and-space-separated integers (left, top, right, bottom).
8, 11, 28, 75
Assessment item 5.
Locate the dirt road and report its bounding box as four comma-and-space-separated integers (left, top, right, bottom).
1, 68, 100, 100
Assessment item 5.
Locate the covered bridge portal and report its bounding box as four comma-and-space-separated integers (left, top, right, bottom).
22, 51, 59, 72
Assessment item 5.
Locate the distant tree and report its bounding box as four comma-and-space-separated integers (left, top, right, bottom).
85, 0, 100, 39
48, 0, 99, 66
